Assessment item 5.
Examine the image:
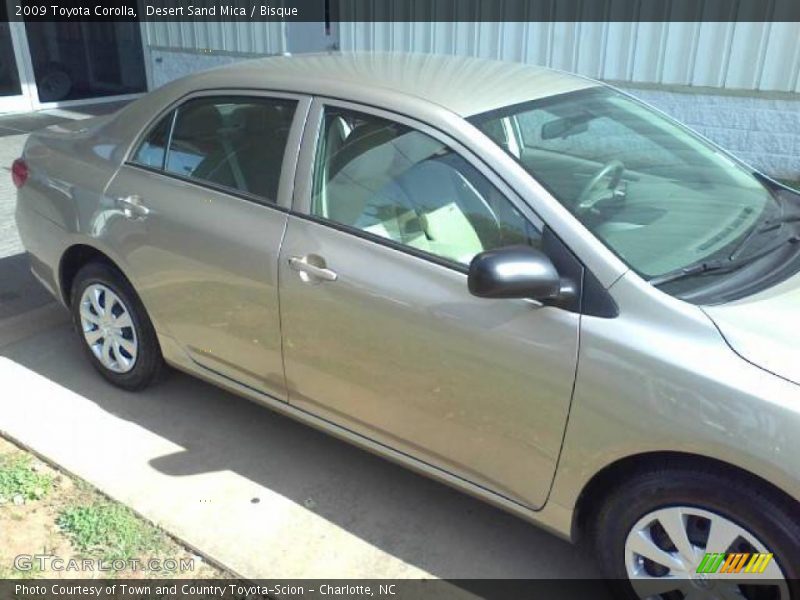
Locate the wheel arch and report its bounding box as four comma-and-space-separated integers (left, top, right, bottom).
58, 243, 133, 307
571, 450, 800, 543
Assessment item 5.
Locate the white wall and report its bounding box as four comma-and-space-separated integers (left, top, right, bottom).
141, 22, 287, 55
141, 20, 800, 178
339, 21, 800, 93
141, 21, 288, 89
141, 20, 800, 93
333, 21, 800, 177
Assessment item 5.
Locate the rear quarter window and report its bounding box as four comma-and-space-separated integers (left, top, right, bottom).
131, 112, 173, 169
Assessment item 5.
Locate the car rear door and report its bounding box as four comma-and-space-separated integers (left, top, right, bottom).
277, 99, 581, 509
103, 91, 310, 399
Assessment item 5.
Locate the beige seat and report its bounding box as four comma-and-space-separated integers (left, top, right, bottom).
321, 123, 485, 264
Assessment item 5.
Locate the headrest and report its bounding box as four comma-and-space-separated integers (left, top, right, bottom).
231, 103, 293, 135
175, 103, 223, 140
329, 122, 399, 181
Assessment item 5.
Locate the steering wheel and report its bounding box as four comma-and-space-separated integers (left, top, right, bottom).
575, 160, 625, 215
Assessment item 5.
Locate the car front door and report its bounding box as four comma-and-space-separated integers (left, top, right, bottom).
278, 100, 580, 508
104, 92, 309, 399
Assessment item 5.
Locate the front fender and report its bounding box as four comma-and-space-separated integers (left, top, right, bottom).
550, 273, 800, 517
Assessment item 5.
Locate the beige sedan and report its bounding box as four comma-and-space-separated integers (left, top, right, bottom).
13, 52, 800, 598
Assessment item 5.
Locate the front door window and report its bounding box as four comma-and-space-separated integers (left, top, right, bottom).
311, 107, 541, 266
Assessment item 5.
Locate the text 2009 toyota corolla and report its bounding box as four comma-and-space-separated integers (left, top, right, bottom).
13, 53, 800, 597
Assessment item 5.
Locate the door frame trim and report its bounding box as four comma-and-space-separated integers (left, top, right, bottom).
1, 12, 150, 114
0, 17, 34, 113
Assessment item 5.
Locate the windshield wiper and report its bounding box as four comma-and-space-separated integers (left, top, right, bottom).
727, 208, 800, 262
756, 213, 800, 233
650, 234, 800, 286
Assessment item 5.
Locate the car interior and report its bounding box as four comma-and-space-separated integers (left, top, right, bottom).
471, 91, 773, 278
312, 111, 536, 265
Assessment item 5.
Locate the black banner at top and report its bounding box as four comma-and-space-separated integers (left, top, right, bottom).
5, 0, 800, 23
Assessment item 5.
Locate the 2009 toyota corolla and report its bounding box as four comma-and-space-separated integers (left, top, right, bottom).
13, 52, 800, 597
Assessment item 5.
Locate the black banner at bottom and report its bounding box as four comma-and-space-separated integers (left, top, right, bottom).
3, 579, 796, 600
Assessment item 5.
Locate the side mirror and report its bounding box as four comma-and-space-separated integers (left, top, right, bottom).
468, 245, 565, 301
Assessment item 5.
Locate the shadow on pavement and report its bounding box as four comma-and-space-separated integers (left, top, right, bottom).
0, 253, 55, 319
0, 254, 604, 583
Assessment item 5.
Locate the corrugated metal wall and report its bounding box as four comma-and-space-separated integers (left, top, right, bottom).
141, 22, 286, 55
141, 19, 800, 93
140, 18, 799, 176
339, 21, 800, 92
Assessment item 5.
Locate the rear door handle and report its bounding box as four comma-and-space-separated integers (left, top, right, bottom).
116, 195, 150, 220
288, 256, 338, 282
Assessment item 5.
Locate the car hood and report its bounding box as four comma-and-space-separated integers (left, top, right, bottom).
704, 274, 800, 385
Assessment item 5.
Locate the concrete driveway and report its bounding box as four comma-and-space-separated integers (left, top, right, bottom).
0, 104, 602, 586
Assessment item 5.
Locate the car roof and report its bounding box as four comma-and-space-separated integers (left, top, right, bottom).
103, 51, 601, 170
192, 51, 599, 117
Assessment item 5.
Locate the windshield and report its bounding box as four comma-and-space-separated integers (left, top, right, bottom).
469, 87, 785, 285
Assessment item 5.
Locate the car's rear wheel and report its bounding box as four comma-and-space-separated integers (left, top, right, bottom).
70, 262, 164, 391
593, 465, 800, 599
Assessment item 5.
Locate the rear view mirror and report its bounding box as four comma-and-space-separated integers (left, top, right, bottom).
468, 246, 563, 301
541, 115, 589, 140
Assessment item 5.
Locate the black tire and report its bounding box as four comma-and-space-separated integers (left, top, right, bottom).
593, 464, 800, 599
70, 261, 165, 391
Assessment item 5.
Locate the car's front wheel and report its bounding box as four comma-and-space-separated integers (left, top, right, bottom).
593, 464, 800, 599
70, 262, 164, 391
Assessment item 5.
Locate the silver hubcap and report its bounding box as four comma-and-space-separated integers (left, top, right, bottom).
625, 506, 789, 599
79, 284, 138, 374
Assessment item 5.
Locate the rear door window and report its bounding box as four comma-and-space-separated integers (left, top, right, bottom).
164, 96, 297, 203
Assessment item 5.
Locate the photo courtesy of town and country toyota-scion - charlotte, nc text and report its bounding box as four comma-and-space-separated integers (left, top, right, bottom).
13, 583, 398, 598
13, 3, 300, 18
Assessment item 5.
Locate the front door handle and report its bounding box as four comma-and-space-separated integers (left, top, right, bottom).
288, 256, 338, 282
116, 195, 150, 220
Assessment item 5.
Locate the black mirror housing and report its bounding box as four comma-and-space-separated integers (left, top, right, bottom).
468, 245, 563, 300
